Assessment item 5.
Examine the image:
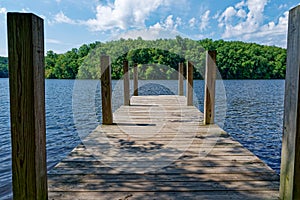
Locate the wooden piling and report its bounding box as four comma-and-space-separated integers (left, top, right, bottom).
7, 13, 48, 199
186, 61, 194, 106
100, 55, 113, 125
204, 50, 217, 125
48, 95, 280, 199
280, 5, 300, 199
123, 60, 130, 105
178, 62, 184, 96
133, 63, 138, 96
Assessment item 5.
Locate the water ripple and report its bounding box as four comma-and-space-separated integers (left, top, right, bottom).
0, 79, 284, 199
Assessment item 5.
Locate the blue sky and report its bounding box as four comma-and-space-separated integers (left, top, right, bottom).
0, 0, 299, 56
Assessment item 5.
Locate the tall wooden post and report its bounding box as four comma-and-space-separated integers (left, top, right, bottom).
178, 62, 184, 96
186, 61, 193, 106
204, 50, 217, 125
280, 5, 300, 199
123, 60, 130, 105
133, 63, 138, 96
7, 13, 48, 199
100, 55, 113, 125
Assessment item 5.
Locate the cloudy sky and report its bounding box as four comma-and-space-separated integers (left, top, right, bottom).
0, 0, 299, 56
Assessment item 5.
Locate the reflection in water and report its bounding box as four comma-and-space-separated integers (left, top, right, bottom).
0, 79, 284, 199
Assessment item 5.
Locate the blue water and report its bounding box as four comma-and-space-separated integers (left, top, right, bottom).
0, 79, 284, 199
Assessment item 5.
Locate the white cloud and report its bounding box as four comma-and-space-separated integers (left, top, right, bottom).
212, 11, 221, 20
278, 4, 287, 9
219, 0, 268, 38
193, 34, 206, 40
53, 11, 76, 24
47, 38, 62, 44
175, 17, 182, 28
254, 11, 288, 46
114, 26, 180, 41
160, 15, 182, 30
165, 15, 174, 29
199, 10, 210, 31
151, 22, 162, 29
189, 17, 196, 28
83, 0, 170, 31
151, 15, 182, 31
235, 1, 245, 9
0, 7, 7, 14
236, 9, 247, 18
246, 0, 268, 24
219, 6, 236, 23
114, 15, 184, 41
218, 0, 288, 47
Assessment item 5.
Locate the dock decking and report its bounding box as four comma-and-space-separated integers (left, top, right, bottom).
48, 95, 279, 200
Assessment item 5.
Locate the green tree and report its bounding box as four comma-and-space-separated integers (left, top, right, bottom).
47, 37, 286, 80
0, 56, 8, 78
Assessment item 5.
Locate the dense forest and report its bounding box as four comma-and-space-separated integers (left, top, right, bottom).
0, 37, 286, 79
0, 57, 8, 78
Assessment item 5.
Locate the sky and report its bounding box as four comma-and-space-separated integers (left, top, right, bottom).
0, 0, 299, 56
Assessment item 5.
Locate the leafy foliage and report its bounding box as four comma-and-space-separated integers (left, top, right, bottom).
199, 39, 286, 79
75, 37, 199, 80
0, 37, 287, 79
0, 57, 8, 78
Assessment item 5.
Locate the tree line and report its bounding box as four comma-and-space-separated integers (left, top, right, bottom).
0, 37, 286, 79
0, 56, 8, 78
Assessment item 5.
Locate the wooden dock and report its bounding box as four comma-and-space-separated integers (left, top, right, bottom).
8, 8, 300, 199
48, 95, 279, 200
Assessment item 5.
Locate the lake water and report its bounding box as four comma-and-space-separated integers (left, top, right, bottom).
0, 79, 284, 199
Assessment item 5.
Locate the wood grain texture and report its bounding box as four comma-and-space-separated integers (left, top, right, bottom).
49, 191, 279, 200
178, 62, 184, 96
280, 5, 300, 200
123, 60, 130, 106
48, 96, 279, 199
100, 55, 113, 125
133, 63, 138, 96
186, 61, 193, 106
8, 12, 48, 200
204, 50, 217, 125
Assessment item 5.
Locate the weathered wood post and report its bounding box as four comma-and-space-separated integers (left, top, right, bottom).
100, 55, 113, 125
7, 13, 48, 199
204, 50, 217, 125
178, 62, 184, 96
186, 61, 193, 106
133, 63, 138, 96
123, 60, 130, 105
280, 5, 300, 199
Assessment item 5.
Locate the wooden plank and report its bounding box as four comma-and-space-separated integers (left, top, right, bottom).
204, 50, 217, 125
53, 161, 272, 172
100, 55, 113, 124
48, 95, 279, 199
48, 180, 279, 191
280, 5, 300, 200
53, 159, 268, 168
70, 147, 254, 156
7, 13, 48, 199
48, 173, 279, 183
60, 155, 269, 163
49, 167, 276, 176
178, 62, 184, 96
280, 6, 300, 199
74, 143, 244, 148
123, 60, 130, 105
186, 61, 193, 106
133, 63, 138, 96
48, 191, 279, 200
58, 156, 265, 163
